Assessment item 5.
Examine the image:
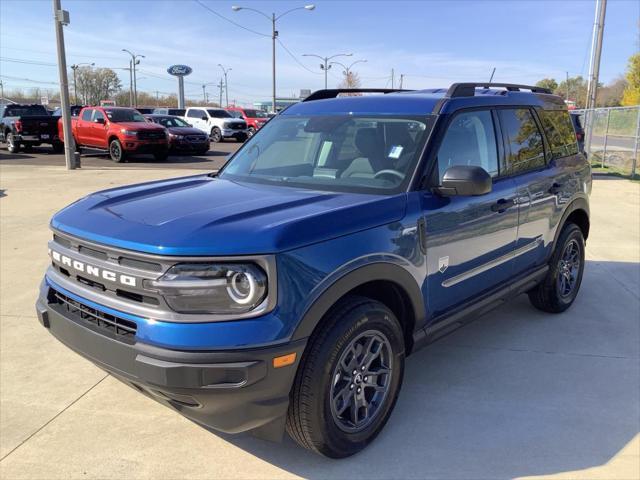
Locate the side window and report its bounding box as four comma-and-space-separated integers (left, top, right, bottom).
187, 109, 201, 119
92, 110, 105, 122
499, 109, 545, 174
539, 109, 579, 159
81, 109, 93, 121
437, 110, 498, 181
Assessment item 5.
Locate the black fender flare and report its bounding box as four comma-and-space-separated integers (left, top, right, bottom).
549, 196, 590, 258
291, 262, 426, 342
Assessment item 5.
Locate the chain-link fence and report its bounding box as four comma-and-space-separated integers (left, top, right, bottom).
575, 106, 640, 178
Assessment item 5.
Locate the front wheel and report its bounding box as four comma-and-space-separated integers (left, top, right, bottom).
210, 127, 222, 143
528, 223, 585, 313
286, 296, 405, 458
247, 127, 256, 138
109, 139, 126, 162
6, 133, 20, 153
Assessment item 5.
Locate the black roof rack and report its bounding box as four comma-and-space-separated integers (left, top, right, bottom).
445, 82, 552, 98
302, 88, 411, 102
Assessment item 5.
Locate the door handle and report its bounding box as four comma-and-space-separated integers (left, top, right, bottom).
491, 198, 515, 213
549, 182, 563, 195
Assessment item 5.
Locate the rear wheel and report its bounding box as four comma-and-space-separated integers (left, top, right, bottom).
210, 127, 222, 143
109, 139, 126, 162
528, 223, 585, 313
286, 296, 405, 458
6, 133, 20, 153
247, 127, 256, 138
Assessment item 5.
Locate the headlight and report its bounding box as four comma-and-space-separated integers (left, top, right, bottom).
120, 129, 137, 137
146, 263, 267, 314
169, 133, 184, 140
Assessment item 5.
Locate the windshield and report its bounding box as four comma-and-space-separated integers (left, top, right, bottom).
4, 105, 49, 117
208, 109, 232, 118
220, 114, 434, 194
153, 116, 190, 128
105, 109, 146, 122
244, 109, 268, 119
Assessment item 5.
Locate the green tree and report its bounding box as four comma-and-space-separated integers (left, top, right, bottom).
555, 76, 588, 108
621, 53, 640, 106
535, 78, 558, 92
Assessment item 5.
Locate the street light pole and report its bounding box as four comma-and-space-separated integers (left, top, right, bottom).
232, 4, 315, 113
122, 49, 144, 108
53, 0, 77, 170
218, 64, 232, 107
303, 53, 353, 89
329, 59, 366, 86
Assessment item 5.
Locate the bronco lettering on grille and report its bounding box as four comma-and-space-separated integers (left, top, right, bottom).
49, 249, 137, 287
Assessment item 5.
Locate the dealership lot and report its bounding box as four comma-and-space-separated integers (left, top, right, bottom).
0, 161, 638, 479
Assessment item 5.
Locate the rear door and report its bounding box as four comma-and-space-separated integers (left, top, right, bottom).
423, 109, 519, 318
76, 108, 94, 145
498, 108, 568, 275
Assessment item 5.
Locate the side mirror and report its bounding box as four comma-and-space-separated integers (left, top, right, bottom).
201, 116, 208, 121
437, 165, 492, 196
94, 117, 105, 124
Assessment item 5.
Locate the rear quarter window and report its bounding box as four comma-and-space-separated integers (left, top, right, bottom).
539, 110, 579, 159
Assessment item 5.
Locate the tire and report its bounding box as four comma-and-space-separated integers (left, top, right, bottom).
154, 151, 168, 161
528, 223, 585, 313
210, 127, 222, 143
7, 133, 20, 153
286, 296, 405, 458
247, 127, 256, 138
109, 139, 126, 163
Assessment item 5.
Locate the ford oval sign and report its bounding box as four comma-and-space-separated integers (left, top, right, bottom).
167, 65, 192, 77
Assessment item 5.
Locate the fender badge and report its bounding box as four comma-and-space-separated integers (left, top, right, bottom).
438, 256, 449, 273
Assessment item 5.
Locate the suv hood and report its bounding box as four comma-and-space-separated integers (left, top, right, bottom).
51, 175, 406, 255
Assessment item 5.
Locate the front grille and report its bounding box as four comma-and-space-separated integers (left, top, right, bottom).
137, 131, 166, 141
185, 135, 207, 142
229, 123, 246, 130
50, 288, 137, 340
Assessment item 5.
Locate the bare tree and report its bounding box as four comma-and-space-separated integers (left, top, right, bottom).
75, 67, 121, 105
338, 70, 362, 95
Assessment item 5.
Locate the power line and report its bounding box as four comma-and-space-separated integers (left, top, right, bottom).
193, 0, 269, 37
0, 57, 57, 67
0, 74, 59, 85
277, 39, 323, 75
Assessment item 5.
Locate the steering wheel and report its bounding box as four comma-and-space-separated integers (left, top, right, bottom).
374, 169, 405, 181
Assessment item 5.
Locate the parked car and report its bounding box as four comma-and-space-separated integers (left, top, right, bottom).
0, 104, 62, 153
153, 107, 186, 116
37, 83, 590, 458
570, 111, 585, 152
183, 107, 247, 142
144, 114, 209, 155
59, 106, 168, 162
135, 107, 155, 115
52, 105, 85, 118
226, 106, 269, 137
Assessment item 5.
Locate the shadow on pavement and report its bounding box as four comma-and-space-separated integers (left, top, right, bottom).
203, 260, 639, 479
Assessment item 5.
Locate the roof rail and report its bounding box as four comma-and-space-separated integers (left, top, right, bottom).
302, 88, 411, 102
446, 82, 552, 98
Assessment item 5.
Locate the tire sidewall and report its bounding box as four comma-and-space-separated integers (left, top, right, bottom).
549, 224, 585, 308
211, 128, 222, 143
305, 303, 405, 456
7, 133, 19, 153
109, 139, 124, 162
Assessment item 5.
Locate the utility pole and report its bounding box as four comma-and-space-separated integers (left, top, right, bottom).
53, 0, 77, 169
566, 71, 570, 101
202, 84, 207, 103
122, 49, 144, 108
391, 69, 395, 89
218, 64, 232, 107
70, 62, 94, 104
585, 0, 607, 154
399, 74, 404, 89
218, 79, 224, 107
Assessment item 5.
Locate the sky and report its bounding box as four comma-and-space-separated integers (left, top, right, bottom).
0, 0, 638, 107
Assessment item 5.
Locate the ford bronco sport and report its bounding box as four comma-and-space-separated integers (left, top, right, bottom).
37, 83, 591, 458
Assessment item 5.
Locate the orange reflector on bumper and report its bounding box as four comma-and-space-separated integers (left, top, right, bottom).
273, 352, 297, 368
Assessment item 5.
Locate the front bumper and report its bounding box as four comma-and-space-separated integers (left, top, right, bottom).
221, 129, 247, 139
35, 285, 306, 436
121, 140, 168, 154
169, 139, 209, 152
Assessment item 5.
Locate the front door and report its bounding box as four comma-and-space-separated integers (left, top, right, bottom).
422, 109, 519, 319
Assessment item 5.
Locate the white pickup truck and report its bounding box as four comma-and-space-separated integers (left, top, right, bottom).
183, 107, 248, 143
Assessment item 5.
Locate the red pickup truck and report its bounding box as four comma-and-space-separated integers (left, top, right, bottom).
226, 107, 269, 137
59, 107, 169, 162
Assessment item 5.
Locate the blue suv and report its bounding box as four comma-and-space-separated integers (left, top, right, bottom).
36, 83, 591, 458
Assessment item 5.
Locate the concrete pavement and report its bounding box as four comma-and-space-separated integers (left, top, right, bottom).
0, 164, 638, 479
